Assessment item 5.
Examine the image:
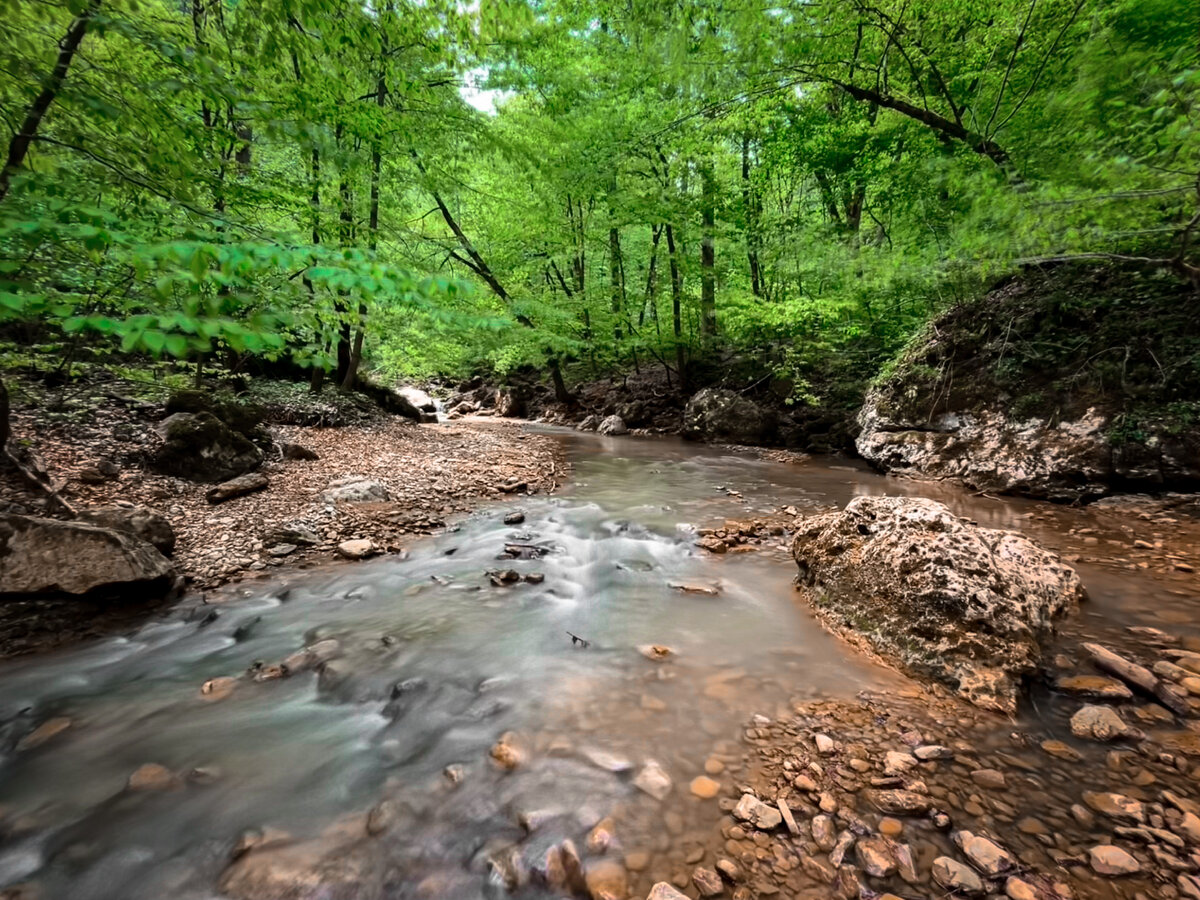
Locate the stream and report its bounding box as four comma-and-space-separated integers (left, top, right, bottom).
0, 429, 1197, 900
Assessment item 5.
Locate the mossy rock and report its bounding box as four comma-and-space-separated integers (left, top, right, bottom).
151, 412, 263, 483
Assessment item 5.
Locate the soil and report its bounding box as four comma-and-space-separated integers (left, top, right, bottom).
0, 379, 568, 659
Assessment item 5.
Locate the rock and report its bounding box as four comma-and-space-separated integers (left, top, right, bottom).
884, 750, 918, 774
1088, 845, 1141, 876
0, 514, 174, 596
127, 763, 179, 791
396, 386, 437, 413
692, 866, 723, 897
337, 540, 379, 560
690, 776, 720, 799
151, 412, 263, 482
732, 794, 782, 830
879, 817, 904, 838
1041, 739, 1082, 761
856, 835, 897, 877
577, 415, 602, 432
865, 789, 932, 816
323, 476, 390, 503
586, 818, 616, 853
582, 748, 634, 773
217, 818, 368, 899
647, 884, 689, 900
263, 522, 320, 547
1070, 705, 1140, 742
503, 511, 526, 525
791, 496, 1084, 712
1082, 791, 1145, 822
490, 733, 522, 770
597, 415, 628, 436
954, 830, 1017, 876
682, 388, 775, 444
78, 459, 120, 483
206, 472, 269, 504
267, 543, 297, 557
16, 716, 72, 751
777, 798, 799, 836
584, 859, 627, 900
78, 504, 176, 556
1055, 675, 1133, 700
971, 768, 1007, 789
814, 733, 835, 754
201, 676, 238, 701
1178, 811, 1200, 844
638, 644, 674, 662
914, 744, 954, 761
695, 535, 728, 554
829, 830, 855, 867
634, 760, 673, 800
366, 799, 399, 835
932, 856, 984, 894
281, 442, 319, 461
812, 815, 837, 851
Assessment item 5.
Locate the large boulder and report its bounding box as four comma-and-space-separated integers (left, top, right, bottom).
396, 386, 436, 413
0, 514, 174, 596
150, 412, 263, 483
682, 388, 775, 445
597, 415, 628, 436
791, 496, 1084, 713
495, 388, 527, 418
77, 504, 176, 556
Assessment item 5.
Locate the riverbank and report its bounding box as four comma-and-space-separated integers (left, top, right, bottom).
0, 375, 567, 657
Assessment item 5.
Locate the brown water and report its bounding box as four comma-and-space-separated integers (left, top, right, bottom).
0, 429, 1196, 899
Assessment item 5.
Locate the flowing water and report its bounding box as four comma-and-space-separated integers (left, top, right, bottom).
0, 429, 1197, 900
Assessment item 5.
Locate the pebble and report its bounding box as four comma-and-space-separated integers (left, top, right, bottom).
971, 768, 1006, 789
635, 760, 673, 801
879, 817, 903, 837
127, 763, 178, 791
932, 856, 984, 894
1082, 791, 1145, 822
732, 794, 782, 830
336, 538, 378, 560
647, 884, 688, 900
1055, 675, 1134, 700
584, 859, 628, 900
690, 776, 720, 799
1041, 739, 1082, 762
704, 757, 725, 775
815, 734, 835, 754
691, 866, 723, 897
812, 814, 836, 850
955, 830, 1017, 875
1088, 844, 1141, 875
856, 835, 897, 877
1071, 705, 1139, 742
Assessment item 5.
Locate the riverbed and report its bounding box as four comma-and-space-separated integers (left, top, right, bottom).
0, 427, 1197, 900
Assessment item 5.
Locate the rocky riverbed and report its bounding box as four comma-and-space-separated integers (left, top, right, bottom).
0, 381, 566, 657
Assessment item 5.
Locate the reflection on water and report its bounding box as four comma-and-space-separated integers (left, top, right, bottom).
0, 429, 1195, 898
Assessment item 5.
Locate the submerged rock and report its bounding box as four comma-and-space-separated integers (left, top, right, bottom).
0, 514, 174, 596
791, 496, 1083, 712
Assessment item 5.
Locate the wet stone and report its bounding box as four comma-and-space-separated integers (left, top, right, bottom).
856, 835, 897, 877
1055, 675, 1134, 700
932, 856, 985, 895
732, 794, 782, 830
690, 776, 721, 799
692, 866, 723, 897
1088, 844, 1141, 876
954, 830, 1017, 876
1082, 791, 1145, 822
970, 768, 1006, 789
1071, 705, 1140, 742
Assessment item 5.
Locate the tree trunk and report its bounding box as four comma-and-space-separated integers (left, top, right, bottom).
741, 133, 763, 298
0, 375, 10, 450
335, 127, 353, 387
341, 49, 386, 394
0, 0, 100, 202
548, 357, 571, 404
666, 224, 687, 391
700, 156, 717, 339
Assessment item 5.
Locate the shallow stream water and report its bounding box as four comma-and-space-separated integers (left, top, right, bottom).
0, 429, 1197, 899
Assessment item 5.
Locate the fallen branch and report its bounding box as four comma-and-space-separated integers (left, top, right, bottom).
566, 631, 591, 648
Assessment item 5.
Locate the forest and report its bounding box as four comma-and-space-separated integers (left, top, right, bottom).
1, 0, 1196, 405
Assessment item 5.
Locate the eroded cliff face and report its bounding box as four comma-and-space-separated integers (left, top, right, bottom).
856, 264, 1200, 501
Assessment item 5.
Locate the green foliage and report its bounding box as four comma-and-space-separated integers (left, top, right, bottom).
0, 0, 1195, 397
